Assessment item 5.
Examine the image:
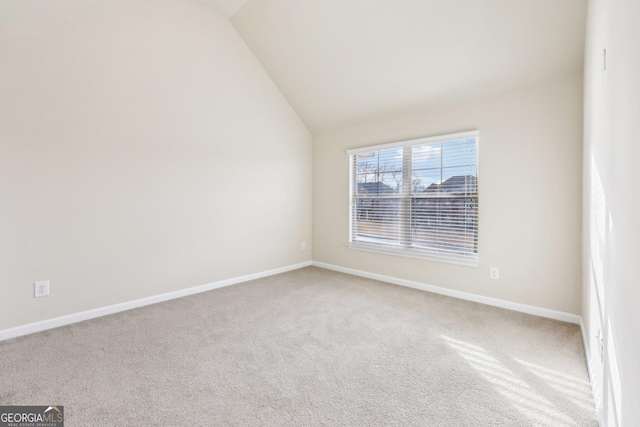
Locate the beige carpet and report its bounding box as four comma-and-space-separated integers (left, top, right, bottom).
0, 267, 597, 426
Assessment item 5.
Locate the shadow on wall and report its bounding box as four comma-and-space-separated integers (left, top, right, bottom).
588, 156, 622, 426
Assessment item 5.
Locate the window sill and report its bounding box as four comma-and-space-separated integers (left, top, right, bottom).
347, 243, 479, 267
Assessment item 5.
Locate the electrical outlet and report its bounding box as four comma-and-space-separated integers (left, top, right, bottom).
301, 241, 307, 250
35, 280, 50, 298
490, 267, 500, 280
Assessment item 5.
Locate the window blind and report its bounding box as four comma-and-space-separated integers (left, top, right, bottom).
348, 131, 479, 265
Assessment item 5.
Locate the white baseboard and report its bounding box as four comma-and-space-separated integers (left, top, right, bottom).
312, 261, 581, 324
0, 261, 312, 342
580, 318, 607, 427
1, 259, 578, 334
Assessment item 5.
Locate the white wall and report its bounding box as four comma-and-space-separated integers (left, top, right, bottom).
313, 74, 583, 315
0, 0, 312, 331
583, 0, 640, 425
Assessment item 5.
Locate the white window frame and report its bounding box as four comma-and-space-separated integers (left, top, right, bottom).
347, 130, 479, 267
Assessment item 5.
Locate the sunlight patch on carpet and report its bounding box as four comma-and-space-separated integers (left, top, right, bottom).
441, 335, 580, 427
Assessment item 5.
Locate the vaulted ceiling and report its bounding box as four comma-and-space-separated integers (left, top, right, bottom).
0, 0, 587, 133
197, 0, 250, 18
229, 0, 587, 132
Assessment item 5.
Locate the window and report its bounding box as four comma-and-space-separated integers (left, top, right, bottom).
348, 131, 479, 265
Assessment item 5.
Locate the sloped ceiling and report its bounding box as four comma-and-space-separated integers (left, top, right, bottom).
197, 0, 249, 18
0, 0, 251, 24
231, 0, 587, 132
0, 0, 130, 23
1, 0, 587, 132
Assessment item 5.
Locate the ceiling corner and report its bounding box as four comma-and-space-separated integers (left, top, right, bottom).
196, 0, 251, 19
